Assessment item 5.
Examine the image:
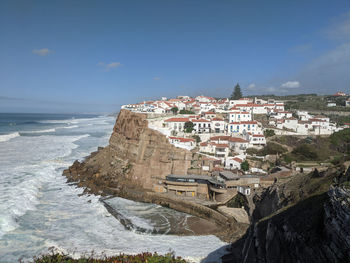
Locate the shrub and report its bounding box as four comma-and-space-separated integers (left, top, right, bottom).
179, 109, 195, 114
241, 160, 249, 171
192, 135, 201, 143
291, 144, 319, 161
31, 250, 187, 263
264, 129, 275, 137
246, 148, 259, 155
184, 121, 194, 133
257, 142, 288, 156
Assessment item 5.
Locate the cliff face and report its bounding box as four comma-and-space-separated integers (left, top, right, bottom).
64, 110, 192, 193
109, 110, 192, 189
224, 167, 350, 263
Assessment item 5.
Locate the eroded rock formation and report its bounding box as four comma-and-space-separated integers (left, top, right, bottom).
64, 109, 192, 193
223, 166, 350, 263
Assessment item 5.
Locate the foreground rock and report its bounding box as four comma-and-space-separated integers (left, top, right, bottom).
63, 110, 247, 242
223, 166, 350, 263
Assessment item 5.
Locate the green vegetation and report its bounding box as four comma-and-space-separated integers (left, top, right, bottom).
171, 107, 178, 115
184, 121, 194, 133
179, 109, 195, 114
230, 83, 242, 100
257, 142, 288, 156
246, 148, 259, 155
263, 129, 275, 137
291, 144, 318, 161
192, 134, 201, 143
31, 251, 187, 263
241, 160, 249, 171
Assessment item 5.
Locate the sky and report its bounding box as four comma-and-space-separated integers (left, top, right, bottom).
0, 0, 350, 113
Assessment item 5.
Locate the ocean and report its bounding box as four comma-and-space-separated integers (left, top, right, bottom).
0, 113, 226, 262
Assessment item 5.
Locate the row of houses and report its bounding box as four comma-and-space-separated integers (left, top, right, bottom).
269, 110, 340, 135
122, 95, 285, 115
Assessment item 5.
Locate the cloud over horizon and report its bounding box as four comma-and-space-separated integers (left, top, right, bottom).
97, 62, 122, 71
32, 48, 53, 56
281, 81, 301, 88
296, 11, 350, 94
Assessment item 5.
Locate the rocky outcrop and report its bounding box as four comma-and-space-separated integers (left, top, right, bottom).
64, 109, 192, 193
223, 167, 350, 263
63, 110, 248, 241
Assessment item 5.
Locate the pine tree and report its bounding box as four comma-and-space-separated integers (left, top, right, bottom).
230, 83, 242, 100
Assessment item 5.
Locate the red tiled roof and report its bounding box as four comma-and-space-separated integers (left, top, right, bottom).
229, 111, 251, 114
229, 121, 258, 125
213, 143, 229, 148
210, 136, 231, 141
233, 157, 243, 163
164, 117, 189, 122
229, 137, 249, 143
192, 119, 210, 122
169, 137, 195, 142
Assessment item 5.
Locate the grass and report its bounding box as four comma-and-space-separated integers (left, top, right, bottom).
30, 250, 187, 263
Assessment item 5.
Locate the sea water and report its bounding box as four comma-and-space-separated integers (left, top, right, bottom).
0, 113, 227, 262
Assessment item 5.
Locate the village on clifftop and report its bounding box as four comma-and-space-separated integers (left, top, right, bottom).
120, 91, 349, 203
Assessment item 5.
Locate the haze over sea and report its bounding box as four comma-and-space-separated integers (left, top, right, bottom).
0, 113, 225, 262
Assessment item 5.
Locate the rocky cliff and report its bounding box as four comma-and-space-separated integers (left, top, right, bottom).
223, 166, 350, 263
64, 109, 192, 194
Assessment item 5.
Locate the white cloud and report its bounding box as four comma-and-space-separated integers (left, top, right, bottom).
325, 11, 350, 42
289, 44, 312, 53
97, 62, 122, 71
32, 48, 53, 56
281, 81, 300, 88
247, 83, 256, 90
153, 77, 160, 80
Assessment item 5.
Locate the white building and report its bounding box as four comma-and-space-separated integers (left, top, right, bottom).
248, 134, 266, 147
229, 111, 252, 123
163, 117, 189, 132
168, 136, 196, 150
192, 119, 211, 133
211, 118, 226, 133
227, 121, 259, 135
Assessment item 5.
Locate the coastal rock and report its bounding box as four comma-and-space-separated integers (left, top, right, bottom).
64, 109, 192, 192
224, 167, 350, 263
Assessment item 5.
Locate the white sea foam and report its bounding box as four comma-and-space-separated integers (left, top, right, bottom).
62, 125, 78, 129
0, 132, 20, 142
0, 116, 226, 263
21, 128, 56, 134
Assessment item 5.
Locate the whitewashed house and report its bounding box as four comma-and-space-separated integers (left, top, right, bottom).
211, 118, 226, 133
225, 156, 243, 170
192, 119, 211, 133
227, 121, 259, 135
229, 111, 252, 123
168, 136, 196, 150
163, 117, 189, 132
248, 134, 266, 147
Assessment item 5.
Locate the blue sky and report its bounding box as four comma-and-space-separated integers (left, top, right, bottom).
0, 0, 349, 113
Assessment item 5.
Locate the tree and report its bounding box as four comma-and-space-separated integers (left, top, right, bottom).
171, 107, 178, 115
264, 129, 275, 137
184, 121, 194, 133
192, 135, 201, 143
241, 160, 249, 171
230, 83, 242, 100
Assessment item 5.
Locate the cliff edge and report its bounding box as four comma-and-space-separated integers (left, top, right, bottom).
223, 166, 350, 263
64, 109, 192, 194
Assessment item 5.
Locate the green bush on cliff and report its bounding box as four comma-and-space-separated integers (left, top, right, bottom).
31, 251, 187, 263
257, 142, 288, 156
